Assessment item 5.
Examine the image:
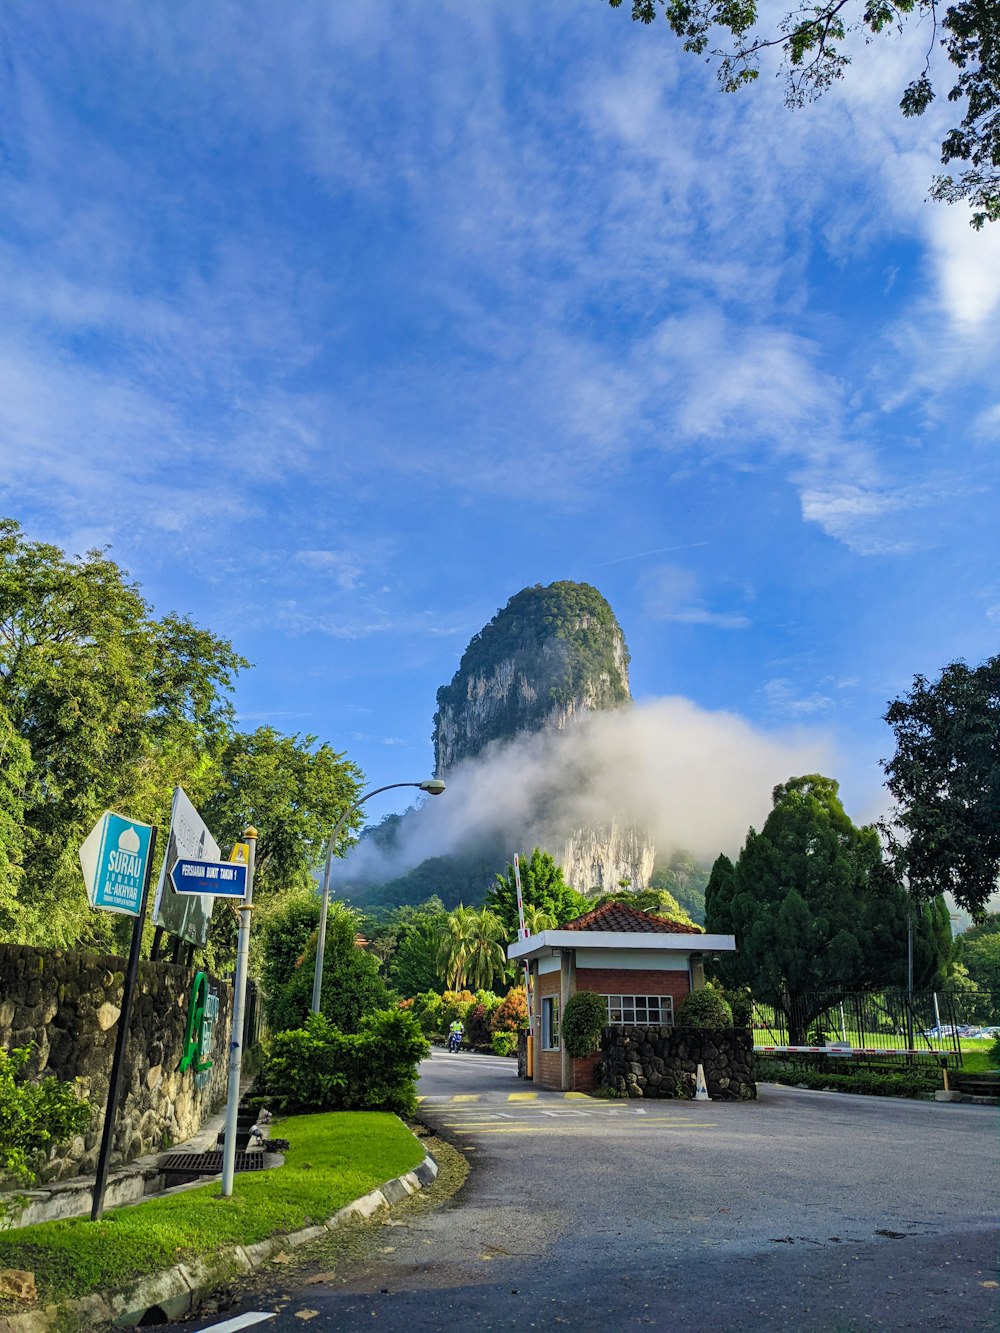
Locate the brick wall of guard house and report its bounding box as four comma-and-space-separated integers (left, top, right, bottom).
0, 943, 233, 1183
532, 967, 694, 1092
535, 970, 563, 1090
600, 1025, 756, 1100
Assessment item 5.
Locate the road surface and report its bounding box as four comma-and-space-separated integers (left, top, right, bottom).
181, 1050, 999, 1331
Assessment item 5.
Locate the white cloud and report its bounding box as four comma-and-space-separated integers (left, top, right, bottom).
640, 564, 751, 630
762, 678, 835, 717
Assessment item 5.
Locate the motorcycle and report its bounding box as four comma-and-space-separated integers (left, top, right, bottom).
447, 1029, 462, 1052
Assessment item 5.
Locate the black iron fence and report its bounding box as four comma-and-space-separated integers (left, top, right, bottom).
750, 990, 972, 1066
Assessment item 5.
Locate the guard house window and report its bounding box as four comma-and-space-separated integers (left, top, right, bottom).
604, 995, 674, 1027
541, 996, 560, 1050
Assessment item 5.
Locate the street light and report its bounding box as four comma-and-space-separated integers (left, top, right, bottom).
310, 778, 446, 1013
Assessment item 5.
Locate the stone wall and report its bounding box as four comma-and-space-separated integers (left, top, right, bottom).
0, 944, 233, 1182
599, 1025, 756, 1100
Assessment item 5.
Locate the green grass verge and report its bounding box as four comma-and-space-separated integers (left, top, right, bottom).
0, 1112, 423, 1304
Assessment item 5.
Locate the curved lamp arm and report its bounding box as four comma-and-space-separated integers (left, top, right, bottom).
310, 778, 445, 1014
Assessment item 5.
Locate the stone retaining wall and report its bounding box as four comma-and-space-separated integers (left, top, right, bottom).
599, 1025, 756, 1100
0, 944, 232, 1183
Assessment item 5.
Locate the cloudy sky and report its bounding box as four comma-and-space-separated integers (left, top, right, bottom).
2, 2, 998, 835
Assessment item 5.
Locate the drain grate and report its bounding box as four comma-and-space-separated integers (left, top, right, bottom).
160, 1150, 267, 1180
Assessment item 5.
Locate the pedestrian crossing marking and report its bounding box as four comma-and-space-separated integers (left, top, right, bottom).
507, 1092, 538, 1101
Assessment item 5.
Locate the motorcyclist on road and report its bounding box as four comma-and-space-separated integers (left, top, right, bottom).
447, 1019, 464, 1052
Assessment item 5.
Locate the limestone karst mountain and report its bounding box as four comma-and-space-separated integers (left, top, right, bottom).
433, 581, 631, 774
342, 582, 659, 907
432, 581, 654, 893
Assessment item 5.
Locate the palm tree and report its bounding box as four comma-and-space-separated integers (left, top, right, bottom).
438, 904, 478, 990
463, 908, 508, 992
522, 904, 557, 936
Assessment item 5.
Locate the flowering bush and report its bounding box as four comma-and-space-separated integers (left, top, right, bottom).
490, 987, 528, 1034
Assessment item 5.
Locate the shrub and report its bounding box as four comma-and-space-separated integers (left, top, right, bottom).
465, 1003, 493, 1049
759, 1058, 939, 1100
714, 985, 752, 1027
491, 1031, 518, 1057
561, 990, 607, 1058
410, 991, 444, 1039
0, 1046, 92, 1184
439, 990, 476, 1033
490, 987, 528, 1034
252, 1009, 430, 1116
676, 988, 733, 1027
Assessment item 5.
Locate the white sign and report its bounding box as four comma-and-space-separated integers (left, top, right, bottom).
152, 787, 221, 946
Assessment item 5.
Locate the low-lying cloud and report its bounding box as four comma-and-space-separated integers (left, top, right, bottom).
332, 696, 834, 891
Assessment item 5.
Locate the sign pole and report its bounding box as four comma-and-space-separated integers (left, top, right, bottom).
221, 827, 257, 1198
514, 854, 534, 1075
91, 826, 157, 1222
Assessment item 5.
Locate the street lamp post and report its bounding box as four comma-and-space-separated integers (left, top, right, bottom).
310, 778, 445, 1014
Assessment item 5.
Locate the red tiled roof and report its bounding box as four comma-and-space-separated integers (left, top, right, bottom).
560, 901, 704, 935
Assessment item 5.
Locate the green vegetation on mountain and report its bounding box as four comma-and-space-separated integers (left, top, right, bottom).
433, 581, 630, 768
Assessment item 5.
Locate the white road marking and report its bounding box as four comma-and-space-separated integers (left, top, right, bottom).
193, 1313, 277, 1332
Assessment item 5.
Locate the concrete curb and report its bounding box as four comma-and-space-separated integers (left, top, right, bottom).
0, 1149, 438, 1332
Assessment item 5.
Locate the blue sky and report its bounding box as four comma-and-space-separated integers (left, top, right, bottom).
2, 2, 999, 842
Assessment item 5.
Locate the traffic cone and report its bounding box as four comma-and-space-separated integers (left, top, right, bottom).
695, 1063, 710, 1101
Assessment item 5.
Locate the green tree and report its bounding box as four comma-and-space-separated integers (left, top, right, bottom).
462, 908, 509, 991
705, 775, 949, 1042
438, 905, 508, 991
648, 850, 709, 923
882, 656, 1000, 920
385, 900, 450, 995
267, 902, 392, 1034
0, 519, 245, 948
609, 0, 1000, 226
960, 915, 1000, 997
522, 903, 558, 934
0, 706, 30, 929
485, 848, 590, 941
592, 885, 698, 927
202, 726, 365, 900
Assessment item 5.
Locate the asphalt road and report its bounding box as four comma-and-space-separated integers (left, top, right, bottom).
182, 1052, 1000, 1332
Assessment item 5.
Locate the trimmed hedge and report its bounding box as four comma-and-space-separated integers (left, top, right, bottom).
676, 988, 733, 1027
561, 990, 607, 1058
759, 1058, 940, 1100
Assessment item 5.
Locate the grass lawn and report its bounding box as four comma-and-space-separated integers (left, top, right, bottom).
958, 1039, 1000, 1073
0, 1112, 424, 1305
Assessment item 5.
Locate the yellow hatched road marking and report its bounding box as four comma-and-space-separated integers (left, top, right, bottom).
447, 1124, 718, 1134
506, 1092, 538, 1101
449, 1094, 480, 1102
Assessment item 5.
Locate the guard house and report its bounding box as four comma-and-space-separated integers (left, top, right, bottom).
508, 902, 737, 1092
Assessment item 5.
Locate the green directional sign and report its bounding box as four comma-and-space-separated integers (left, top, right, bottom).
79, 812, 155, 916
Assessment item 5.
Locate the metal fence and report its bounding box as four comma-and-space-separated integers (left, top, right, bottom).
750, 990, 967, 1066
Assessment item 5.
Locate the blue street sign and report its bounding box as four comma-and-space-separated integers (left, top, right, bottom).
79, 812, 155, 917
170, 858, 247, 898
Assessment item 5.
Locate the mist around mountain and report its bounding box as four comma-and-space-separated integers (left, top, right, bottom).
336, 581, 828, 920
